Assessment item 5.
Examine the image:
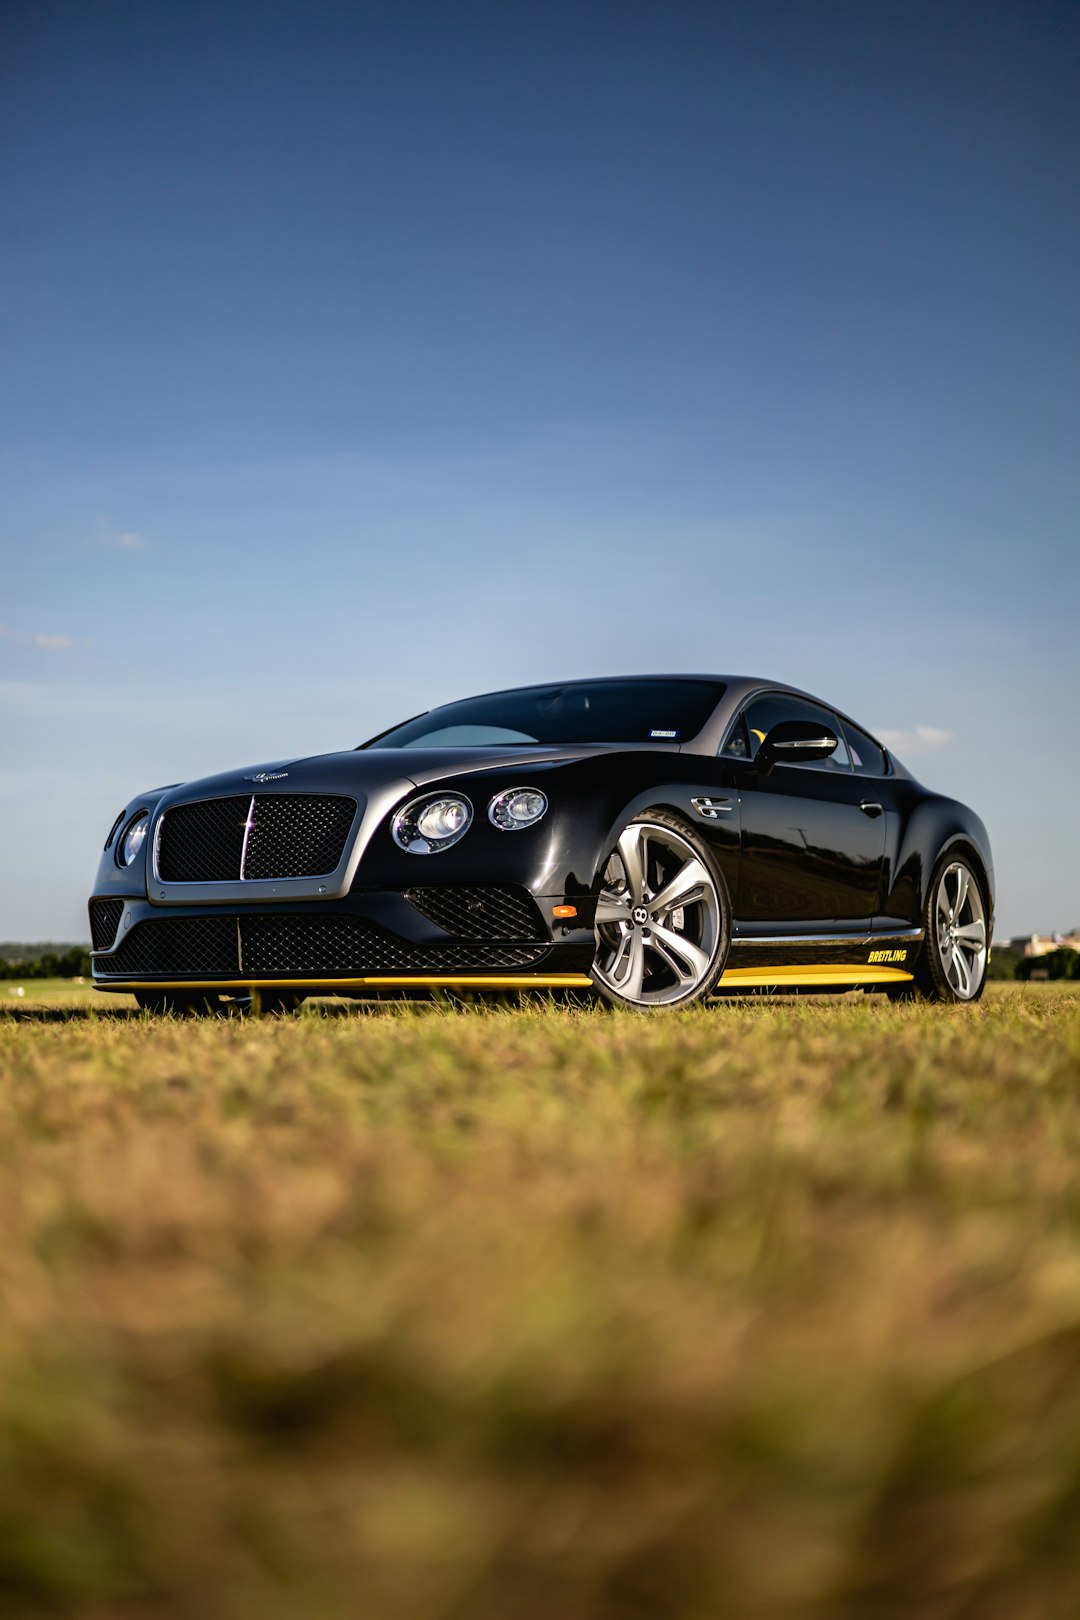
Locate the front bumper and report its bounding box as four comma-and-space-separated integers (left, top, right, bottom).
89, 887, 597, 994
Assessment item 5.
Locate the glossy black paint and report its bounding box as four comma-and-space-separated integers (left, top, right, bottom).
89, 673, 994, 991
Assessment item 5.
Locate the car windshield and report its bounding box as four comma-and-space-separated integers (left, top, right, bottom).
362, 679, 726, 749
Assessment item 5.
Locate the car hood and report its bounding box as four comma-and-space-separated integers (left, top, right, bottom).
152, 742, 671, 806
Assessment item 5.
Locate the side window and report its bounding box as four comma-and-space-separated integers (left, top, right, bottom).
841, 719, 888, 776
721, 714, 752, 759
738, 694, 851, 771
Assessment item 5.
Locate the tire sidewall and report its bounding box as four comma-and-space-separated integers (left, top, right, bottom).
916, 848, 989, 1004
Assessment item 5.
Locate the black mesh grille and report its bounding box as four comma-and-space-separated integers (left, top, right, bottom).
158, 797, 249, 882
242, 915, 549, 974
156, 794, 358, 883
405, 885, 548, 941
106, 917, 239, 976
89, 898, 125, 952
99, 913, 549, 979
242, 795, 357, 880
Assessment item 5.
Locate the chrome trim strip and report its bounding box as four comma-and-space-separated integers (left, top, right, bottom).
238, 795, 256, 880
733, 927, 924, 947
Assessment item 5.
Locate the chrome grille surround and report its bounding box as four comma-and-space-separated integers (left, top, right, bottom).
148, 778, 409, 907
156, 794, 359, 884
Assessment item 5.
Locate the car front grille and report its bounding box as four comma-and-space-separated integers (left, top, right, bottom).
100, 915, 550, 979
104, 917, 239, 977
405, 885, 548, 941
157, 794, 358, 883
89, 898, 125, 952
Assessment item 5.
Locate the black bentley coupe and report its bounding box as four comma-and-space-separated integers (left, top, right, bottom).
89, 674, 993, 1011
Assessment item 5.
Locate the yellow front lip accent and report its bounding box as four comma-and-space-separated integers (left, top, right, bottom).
95, 974, 596, 992
94, 965, 913, 994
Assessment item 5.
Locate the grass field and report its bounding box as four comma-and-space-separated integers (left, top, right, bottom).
2, 985, 1079, 1620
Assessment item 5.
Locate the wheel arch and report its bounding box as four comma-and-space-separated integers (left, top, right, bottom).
590, 787, 737, 892
883, 796, 995, 931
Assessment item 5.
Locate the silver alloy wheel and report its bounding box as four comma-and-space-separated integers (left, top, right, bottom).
935, 860, 987, 1000
593, 821, 722, 1006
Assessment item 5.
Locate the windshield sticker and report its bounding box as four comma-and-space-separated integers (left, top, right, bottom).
649, 729, 678, 738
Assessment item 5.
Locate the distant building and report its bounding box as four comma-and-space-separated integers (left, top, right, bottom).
1003, 931, 1080, 958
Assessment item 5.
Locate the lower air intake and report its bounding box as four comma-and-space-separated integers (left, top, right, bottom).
405, 884, 548, 941
101, 915, 549, 978
89, 898, 125, 952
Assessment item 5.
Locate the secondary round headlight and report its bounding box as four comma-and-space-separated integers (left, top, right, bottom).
488, 787, 548, 831
392, 792, 473, 854
118, 812, 149, 867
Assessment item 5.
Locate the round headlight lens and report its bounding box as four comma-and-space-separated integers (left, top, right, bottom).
488, 787, 549, 831
392, 793, 473, 854
119, 812, 149, 867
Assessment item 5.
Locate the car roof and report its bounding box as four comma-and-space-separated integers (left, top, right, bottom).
422, 673, 896, 765
380, 673, 899, 765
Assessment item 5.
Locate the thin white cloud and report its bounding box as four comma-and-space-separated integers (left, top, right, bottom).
95, 518, 149, 549
0, 624, 79, 653
878, 725, 953, 754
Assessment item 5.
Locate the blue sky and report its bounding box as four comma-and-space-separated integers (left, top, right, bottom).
2, 0, 1077, 939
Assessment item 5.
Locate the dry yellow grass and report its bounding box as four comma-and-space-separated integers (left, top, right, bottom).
1, 986, 1079, 1619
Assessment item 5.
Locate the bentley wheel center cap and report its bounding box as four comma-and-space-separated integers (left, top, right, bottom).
632, 905, 650, 926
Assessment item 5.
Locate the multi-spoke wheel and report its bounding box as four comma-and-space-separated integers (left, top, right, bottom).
592, 811, 730, 1009
905, 853, 989, 1003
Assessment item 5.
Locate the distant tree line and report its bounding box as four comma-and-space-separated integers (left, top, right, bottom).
0, 944, 92, 979
982, 947, 1078, 982
1015, 947, 1080, 982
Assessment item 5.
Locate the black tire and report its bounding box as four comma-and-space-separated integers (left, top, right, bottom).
909, 849, 990, 1004
135, 990, 225, 1016
591, 808, 732, 1010
236, 991, 305, 1016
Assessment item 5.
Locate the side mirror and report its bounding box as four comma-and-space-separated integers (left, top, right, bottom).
756, 720, 838, 777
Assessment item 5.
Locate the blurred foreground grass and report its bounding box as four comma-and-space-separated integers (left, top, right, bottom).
1, 987, 1079, 1619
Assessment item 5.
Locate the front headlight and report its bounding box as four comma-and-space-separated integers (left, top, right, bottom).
117, 812, 149, 867
489, 787, 548, 831
392, 792, 473, 854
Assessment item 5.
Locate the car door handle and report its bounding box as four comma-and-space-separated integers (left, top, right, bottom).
859, 800, 884, 818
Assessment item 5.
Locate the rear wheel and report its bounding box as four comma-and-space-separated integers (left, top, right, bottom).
591, 811, 730, 1009
910, 853, 989, 1003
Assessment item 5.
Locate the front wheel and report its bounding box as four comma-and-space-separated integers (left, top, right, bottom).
910, 853, 990, 1003
591, 810, 731, 1009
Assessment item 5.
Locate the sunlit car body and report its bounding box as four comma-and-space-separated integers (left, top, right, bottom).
89, 675, 994, 1010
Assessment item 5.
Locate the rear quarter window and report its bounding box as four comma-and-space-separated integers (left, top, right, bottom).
842, 720, 889, 776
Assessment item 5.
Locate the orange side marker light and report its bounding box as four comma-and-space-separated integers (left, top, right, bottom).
552, 904, 578, 919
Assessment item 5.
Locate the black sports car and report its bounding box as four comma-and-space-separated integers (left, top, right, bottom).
89, 675, 994, 1011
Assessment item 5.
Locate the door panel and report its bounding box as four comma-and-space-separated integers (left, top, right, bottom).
730, 762, 887, 929
718, 693, 887, 932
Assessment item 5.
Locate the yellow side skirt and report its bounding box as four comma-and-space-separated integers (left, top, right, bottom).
718, 965, 913, 989
96, 965, 914, 994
